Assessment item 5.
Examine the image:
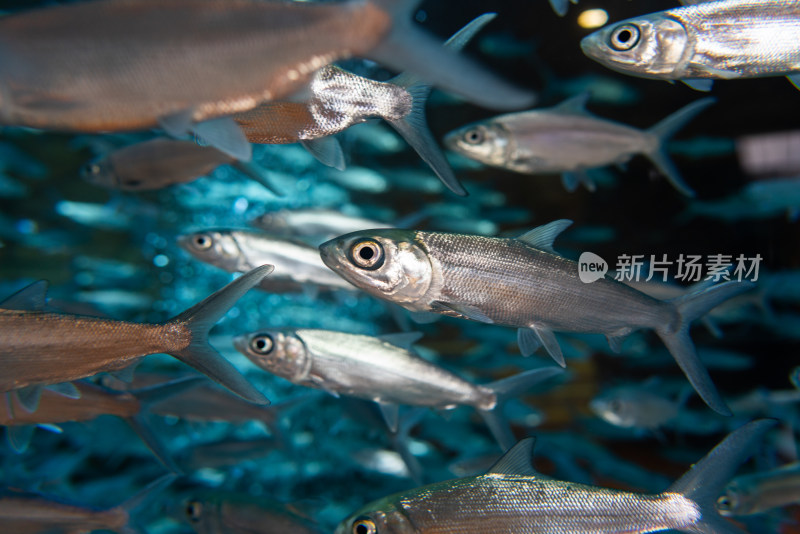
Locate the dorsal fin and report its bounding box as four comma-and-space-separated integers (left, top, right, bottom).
487, 437, 539, 476
554, 93, 591, 114
516, 220, 573, 253
1, 280, 48, 311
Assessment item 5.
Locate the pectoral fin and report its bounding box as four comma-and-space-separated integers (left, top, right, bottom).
378, 402, 400, 433
431, 301, 494, 323
301, 137, 346, 171
531, 326, 565, 367
517, 328, 541, 357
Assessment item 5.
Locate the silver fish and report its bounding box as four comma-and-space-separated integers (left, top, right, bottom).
589, 383, 681, 431
234, 13, 496, 195
580, 0, 800, 92
0, 265, 272, 405
0, 0, 532, 162
179, 229, 353, 293
336, 420, 774, 534
444, 94, 713, 196
234, 328, 561, 448
318, 220, 753, 415
717, 461, 800, 516
251, 208, 392, 243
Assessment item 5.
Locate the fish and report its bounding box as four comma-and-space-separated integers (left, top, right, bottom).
0, 264, 273, 405
184, 491, 324, 534
81, 138, 281, 195
318, 220, 754, 415
682, 177, 800, 221
0, 0, 533, 160
589, 381, 683, 432
336, 420, 774, 534
232, 13, 496, 195
250, 208, 393, 243
580, 0, 800, 92
0, 473, 174, 534
717, 461, 800, 516
443, 94, 713, 196
176, 437, 278, 472
178, 229, 354, 293
1, 378, 199, 470
234, 328, 561, 449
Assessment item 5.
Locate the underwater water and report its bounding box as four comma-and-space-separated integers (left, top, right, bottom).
0, 0, 799, 532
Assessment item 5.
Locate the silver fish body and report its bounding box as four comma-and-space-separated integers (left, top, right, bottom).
717, 461, 800, 516
251, 209, 391, 242
234, 329, 496, 410
444, 95, 713, 196
580, 0, 800, 87
186, 492, 324, 534
337, 420, 773, 534
318, 222, 750, 415
590, 385, 679, 430
179, 229, 353, 293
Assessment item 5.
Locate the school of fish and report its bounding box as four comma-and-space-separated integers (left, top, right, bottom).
0, 0, 798, 533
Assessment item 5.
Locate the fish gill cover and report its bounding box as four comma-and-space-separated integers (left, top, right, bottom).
0, 1, 798, 533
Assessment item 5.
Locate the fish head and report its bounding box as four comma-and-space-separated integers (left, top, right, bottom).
589, 389, 641, 428
444, 121, 510, 168
184, 495, 215, 532
251, 212, 290, 235
336, 505, 416, 534
234, 330, 311, 382
178, 230, 251, 272
580, 14, 690, 80
319, 229, 433, 308
716, 479, 747, 516
79, 157, 117, 189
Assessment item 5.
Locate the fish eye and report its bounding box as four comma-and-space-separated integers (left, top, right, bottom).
464, 128, 484, 145
185, 500, 203, 522
81, 162, 101, 176
250, 333, 274, 355
353, 517, 377, 534
349, 239, 384, 270
609, 23, 640, 51
716, 495, 732, 511
192, 233, 213, 250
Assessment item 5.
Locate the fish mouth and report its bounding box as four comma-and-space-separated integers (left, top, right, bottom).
318, 240, 341, 271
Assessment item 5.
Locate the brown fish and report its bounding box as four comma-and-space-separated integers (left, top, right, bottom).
0, 264, 273, 405
1, 378, 200, 471
0, 0, 533, 146
81, 138, 282, 195
0, 474, 174, 534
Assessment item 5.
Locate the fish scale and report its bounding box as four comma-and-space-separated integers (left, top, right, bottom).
417, 231, 673, 333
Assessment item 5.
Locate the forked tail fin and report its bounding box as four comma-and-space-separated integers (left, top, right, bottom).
166, 265, 274, 405
669, 419, 774, 534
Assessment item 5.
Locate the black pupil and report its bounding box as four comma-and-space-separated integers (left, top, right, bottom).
617, 29, 632, 43
255, 338, 267, 350
356, 524, 370, 534
359, 246, 374, 260
196, 237, 207, 246
468, 131, 480, 142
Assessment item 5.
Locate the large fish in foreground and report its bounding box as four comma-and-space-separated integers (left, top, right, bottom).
0, 0, 533, 160
336, 420, 773, 534
0, 264, 272, 405
580, 0, 800, 92
319, 220, 753, 415
444, 94, 713, 196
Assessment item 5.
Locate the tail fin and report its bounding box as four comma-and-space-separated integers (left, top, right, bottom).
645, 97, 715, 197
669, 419, 775, 534
479, 367, 563, 450
386, 14, 496, 196
115, 473, 177, 534
656, 281, 754, 415
167, 265, 273, 405
231, 160, 285, 196
367, 0, 535, 110
124, 376, 207, 474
